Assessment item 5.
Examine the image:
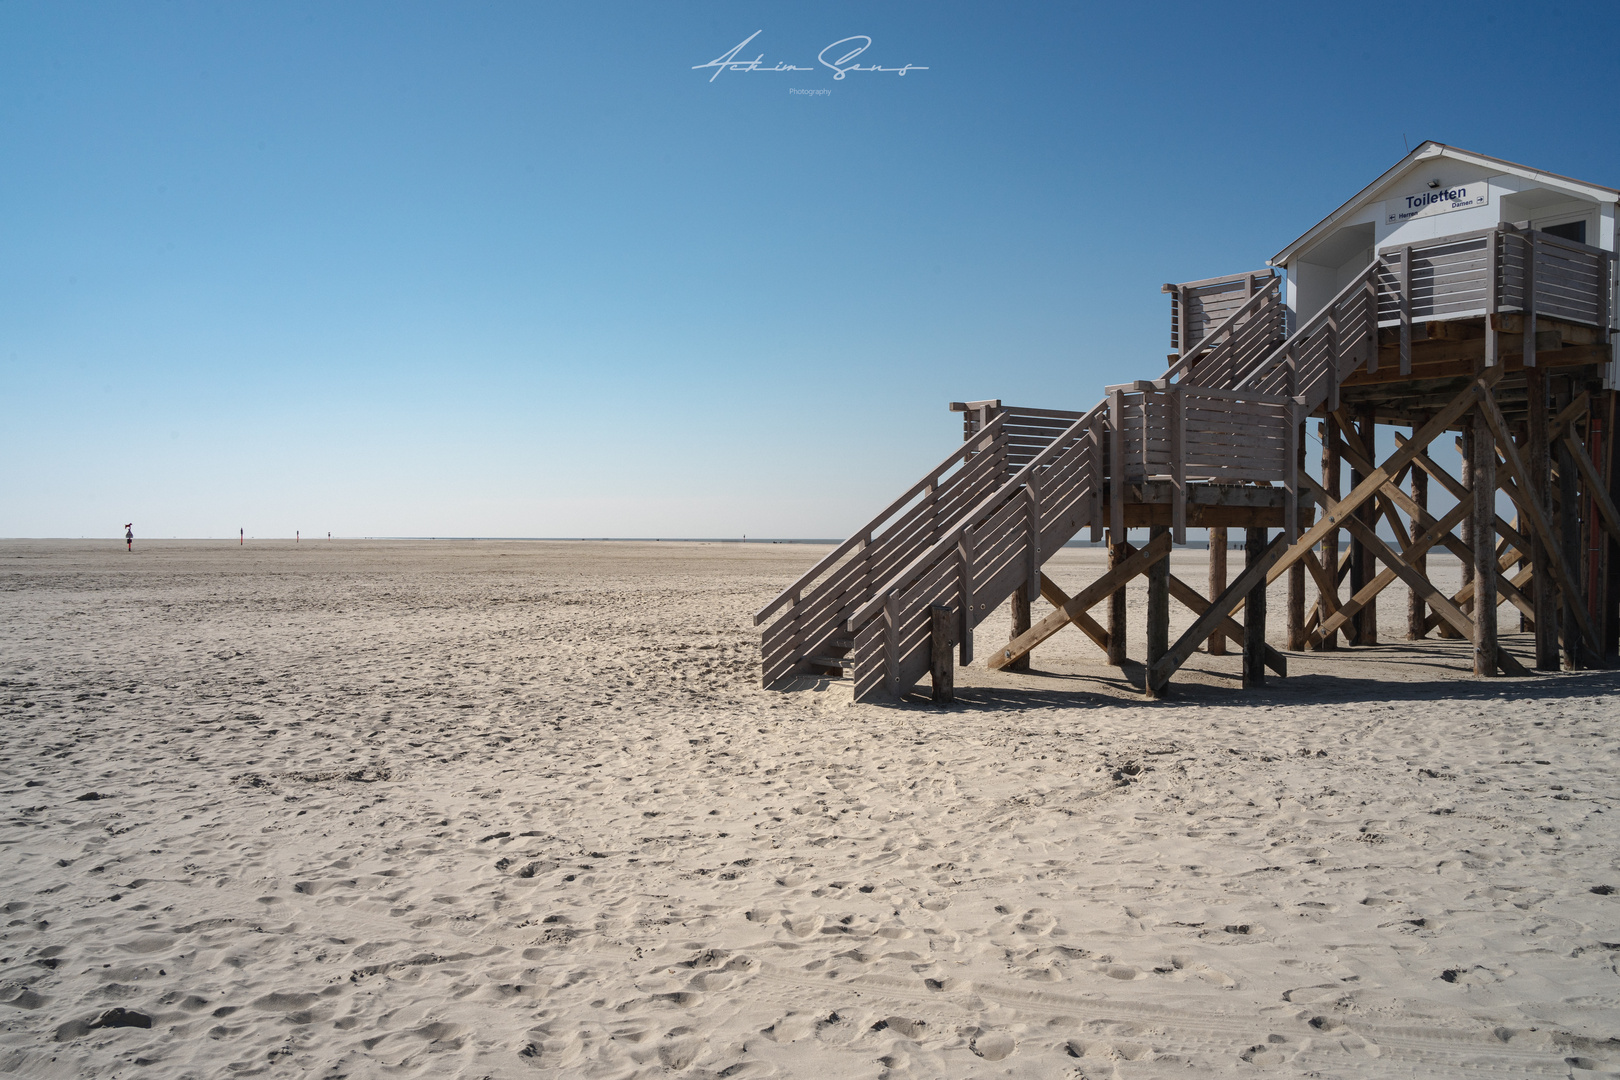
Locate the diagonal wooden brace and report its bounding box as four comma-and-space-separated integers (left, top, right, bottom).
1038, 573, 1111, 655
1333, 511, 1529, 676
1304, 476, 1470, 643
1563, 433, 1620, 547
992, 531, 1172, 670
1260, 369, 1503, 593
1167, 573, 1286, 677
1149, 534, 1289, 694
1475, 387, 1602, 657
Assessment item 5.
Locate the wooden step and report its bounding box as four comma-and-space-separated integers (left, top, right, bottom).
807, 655, 855, 673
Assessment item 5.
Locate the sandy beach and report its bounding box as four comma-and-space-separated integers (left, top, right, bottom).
3, 538, 1620, 1079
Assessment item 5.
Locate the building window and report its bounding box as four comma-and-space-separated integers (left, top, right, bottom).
1541, 220, 1587, 244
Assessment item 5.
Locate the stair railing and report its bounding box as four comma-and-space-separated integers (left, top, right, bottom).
755, 413, 1010, 686
844, 401, 1108, 699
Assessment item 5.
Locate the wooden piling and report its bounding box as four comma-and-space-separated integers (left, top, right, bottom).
1556, 381, 1584, 669
1606, 393, 1620, 658
1146, 525, 1170, 697
1007, 588, 1031, 673
1320, 418, 1341, 650
1472, 408, 1499, 675
930, 605, 956, 703
1527, 368, 1558, 668
1288, 423, 1306, 651
1207, 527, 1228, 655
1107, 532, 1128, 666
1243, 527, 1268, 688
1354, 404, 1378, 645
1407, 412, 1430, 639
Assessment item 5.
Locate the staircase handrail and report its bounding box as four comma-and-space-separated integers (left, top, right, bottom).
1230, 259, 1381, 394
1159, 276, 1283, 386
752, 412, 1008, 626
845, 400, 1108, 632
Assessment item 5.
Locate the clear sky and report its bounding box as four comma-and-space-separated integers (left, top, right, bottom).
3, 1, 1617, 539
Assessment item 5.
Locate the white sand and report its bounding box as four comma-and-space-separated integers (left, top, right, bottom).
2, 538, 1619, 1079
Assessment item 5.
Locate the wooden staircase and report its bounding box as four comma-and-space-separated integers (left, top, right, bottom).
759, 223, 1612, 700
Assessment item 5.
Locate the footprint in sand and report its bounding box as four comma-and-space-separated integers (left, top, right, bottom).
763, 1014, 815, 1042
785, 913, 824, 937
1015, 909, 1057, 935
1240, 1036, 1296, 1065
969, 1029, 1015, 1060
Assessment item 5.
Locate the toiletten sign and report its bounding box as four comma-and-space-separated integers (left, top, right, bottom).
1385, 182, 1489, 224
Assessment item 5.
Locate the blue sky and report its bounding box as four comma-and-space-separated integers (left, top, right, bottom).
3, 1, 1617, 538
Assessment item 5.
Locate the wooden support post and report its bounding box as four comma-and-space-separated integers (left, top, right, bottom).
1208, 527, 1228, 655
1476, 386, 1603, 658
1288, 420, 1306, 651
1243, 527, 1268, 689
930, 605, 956, 704
1600, 393, 1613, 654
1556, 382, 1584, 669
1320, 417, 1341, 650
1408, 412, 1430, 639
1007, 589, 1031, 673
1527, 368, 1558, 669
1146, 525, 1170, 698
1472, 407, 1499, 676
994, 531, 1172, 671
1444, 424, 1474, 640
1107, 532, 1128, 666
1354, 404, 1378, 645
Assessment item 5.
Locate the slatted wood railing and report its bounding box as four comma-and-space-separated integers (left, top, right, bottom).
754, 415, 1011, 686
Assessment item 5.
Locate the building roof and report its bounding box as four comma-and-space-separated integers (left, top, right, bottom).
1268, 142, 1618, 267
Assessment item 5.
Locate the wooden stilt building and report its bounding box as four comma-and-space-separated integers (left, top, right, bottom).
757, 143, 1620, 700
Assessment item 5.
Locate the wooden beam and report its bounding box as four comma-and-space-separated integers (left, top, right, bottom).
1304, 479, 1469, 643
1564, 432, 1620, 548
1475, 387, 1603, 657
1243, 527, 1269, 688
1038, 573, 1111, 655
1146, 525, 1170, 698
1472, 405, 1499, 676
1106, 534, 1128, 666
1333, 511, 1529, 676
930, 605, 955, 704
992, 531, 1172, 670
1167, 572, 1286, 677
1208, 527, 1228, 655
1150, 534, 1288, 694
1262, 369, 1504, 592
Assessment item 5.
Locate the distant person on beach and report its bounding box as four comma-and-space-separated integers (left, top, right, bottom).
124, 524, 133, 552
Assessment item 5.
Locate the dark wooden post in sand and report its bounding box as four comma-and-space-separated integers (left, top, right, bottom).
1472, 403, 1499, 675
1319, 418, 1341, 649
1107, 532, 1128, 666
1243, 527, 1268, 687
1007, 590, 1031, 672
1288, 426, 1307, 651
1407, 412, 1431, 638
1555, 380, 1585, 669
1606, 394, 1620, 658
1207, 527, 1228, 655
930, 605, 956, 703
1145, 525, 1170, 697
1354, 404, 1378, 645
1527, 368, 1558, 668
